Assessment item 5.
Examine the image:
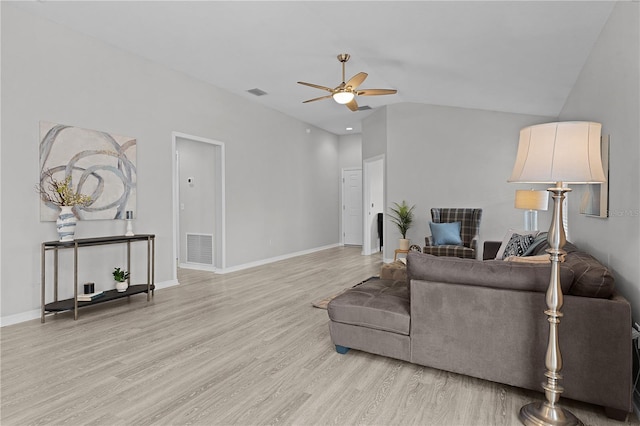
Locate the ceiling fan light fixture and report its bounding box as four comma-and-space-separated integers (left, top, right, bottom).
332, 91, 355, 104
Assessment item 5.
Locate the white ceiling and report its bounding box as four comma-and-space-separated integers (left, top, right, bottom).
12, 1, 615, 135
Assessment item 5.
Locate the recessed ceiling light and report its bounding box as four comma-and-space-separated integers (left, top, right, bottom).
346, 127, 353, 131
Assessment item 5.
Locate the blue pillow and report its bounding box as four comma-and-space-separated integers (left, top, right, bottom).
429, 222, 463, 246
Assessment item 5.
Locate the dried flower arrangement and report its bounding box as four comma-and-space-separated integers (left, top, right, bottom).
36, 169, 92, 207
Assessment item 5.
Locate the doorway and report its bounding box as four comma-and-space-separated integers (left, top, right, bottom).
172, 132, 225, 278
342, 168, 363, 246
363, 155, 384, 256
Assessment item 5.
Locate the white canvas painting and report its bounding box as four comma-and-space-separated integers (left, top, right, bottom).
39, 121, 137, 221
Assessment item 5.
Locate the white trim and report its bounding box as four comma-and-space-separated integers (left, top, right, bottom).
1, 279, 179, 327
217, 243, 339, 274
172, 132, 226, 276
179, 262, 216, 272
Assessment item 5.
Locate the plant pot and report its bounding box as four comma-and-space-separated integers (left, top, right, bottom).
56, 206, 77, 242
115, 281, 128, 293
399, 238, 410, 251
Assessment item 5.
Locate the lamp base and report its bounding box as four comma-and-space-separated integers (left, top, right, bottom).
519, 401, 583, 426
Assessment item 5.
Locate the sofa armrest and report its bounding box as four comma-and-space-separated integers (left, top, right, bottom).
424, 236, 433, 247
483, 241, 501, 260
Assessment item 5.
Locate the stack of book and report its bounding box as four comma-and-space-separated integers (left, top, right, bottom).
77, 291, 104, 302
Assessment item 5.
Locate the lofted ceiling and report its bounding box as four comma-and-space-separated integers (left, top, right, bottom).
12, 1, 615, 135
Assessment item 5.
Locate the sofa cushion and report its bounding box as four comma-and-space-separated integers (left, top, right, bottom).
429, 221, 463, 246
327, 278, 410, 335
529, 241, 615, 298
563, 251, 615, 298
407, 252, 574, 294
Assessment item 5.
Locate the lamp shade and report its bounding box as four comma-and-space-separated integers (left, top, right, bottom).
333, 91, 355, 104
508, 121, 606, 184
515, 190, 549, 211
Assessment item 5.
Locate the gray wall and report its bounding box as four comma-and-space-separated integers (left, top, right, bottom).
338, 133, 362, 171
559, 2, 640, 320
1, 4, 339, 321
381, 102, 553, 260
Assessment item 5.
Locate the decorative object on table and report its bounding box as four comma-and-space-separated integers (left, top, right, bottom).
515, 189, 549, 231
580, 134, 610, 218
112, 267, 130, 292
36, 169, 92, 241
77, 291, 104, 302
509, 121, 606, 426
388, 200, 415, 251
39, 121, 137, 221
125, 210, 134, 236
83, 282, 95, 294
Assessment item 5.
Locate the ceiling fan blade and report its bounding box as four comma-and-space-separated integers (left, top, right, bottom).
297, 81, 334, 92
356, 89, 398, 96
302, 95, 333, 103
346, 72, 368, 90
346, 98, 359, 112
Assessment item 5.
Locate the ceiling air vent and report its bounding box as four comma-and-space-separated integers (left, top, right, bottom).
247, 88, 268, 96
357, 105, 372, 111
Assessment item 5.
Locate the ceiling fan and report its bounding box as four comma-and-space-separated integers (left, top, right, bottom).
298, 54, 397, 112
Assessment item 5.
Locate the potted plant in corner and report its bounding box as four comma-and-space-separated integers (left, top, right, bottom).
388, 200, 415, 251
113, 267, 130, 292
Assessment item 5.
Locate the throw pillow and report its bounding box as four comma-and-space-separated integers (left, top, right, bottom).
495, 229, 538, 260
429, 222, 463, 246
502, 233, 536, 258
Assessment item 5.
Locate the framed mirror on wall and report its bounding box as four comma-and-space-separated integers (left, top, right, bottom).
580, 134, 609, 218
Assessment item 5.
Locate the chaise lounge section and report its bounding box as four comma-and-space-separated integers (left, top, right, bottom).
327, 242, 632, 419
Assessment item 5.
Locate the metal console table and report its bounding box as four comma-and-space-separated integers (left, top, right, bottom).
41, 234, 155, 322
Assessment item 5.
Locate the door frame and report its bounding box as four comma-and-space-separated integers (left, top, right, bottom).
171, 131, 226, 278
341, 167, 363, 246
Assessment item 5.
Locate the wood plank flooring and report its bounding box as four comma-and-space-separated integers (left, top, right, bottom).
1, 246, 638, 425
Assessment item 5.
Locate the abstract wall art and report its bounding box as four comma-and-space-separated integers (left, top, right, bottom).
39, 121, 137, 221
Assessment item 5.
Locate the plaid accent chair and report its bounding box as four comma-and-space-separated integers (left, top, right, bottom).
423, 208, 482, 259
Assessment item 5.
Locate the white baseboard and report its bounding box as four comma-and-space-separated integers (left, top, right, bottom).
217, 243, 340, 274
0, 309, 42, 327
1, 279, 178, 327
179, 262, 216, 272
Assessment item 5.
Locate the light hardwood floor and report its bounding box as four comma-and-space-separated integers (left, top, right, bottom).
1, 246, 638, 425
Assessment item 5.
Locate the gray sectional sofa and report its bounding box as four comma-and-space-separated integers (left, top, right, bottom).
327, 241, 632, 419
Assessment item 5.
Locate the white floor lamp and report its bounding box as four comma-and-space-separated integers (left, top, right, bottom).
508, 121, 606, 426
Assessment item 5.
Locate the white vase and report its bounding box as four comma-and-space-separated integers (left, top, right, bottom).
399, 238, 410, 250
115, 281, 128, 292
56, 206, 77, 242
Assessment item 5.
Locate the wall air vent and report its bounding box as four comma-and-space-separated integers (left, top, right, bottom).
186, 233, 213, 265
357, 105, 372, 111
247, 88, 268, 96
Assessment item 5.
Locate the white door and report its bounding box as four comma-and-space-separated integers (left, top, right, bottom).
343, 169, 363, 246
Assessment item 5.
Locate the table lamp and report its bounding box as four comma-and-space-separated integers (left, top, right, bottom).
515, 189, 549, 231
508, 121, 606, 426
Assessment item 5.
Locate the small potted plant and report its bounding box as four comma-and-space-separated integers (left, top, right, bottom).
113, 267, 130, 292
388, 200, 415, 250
